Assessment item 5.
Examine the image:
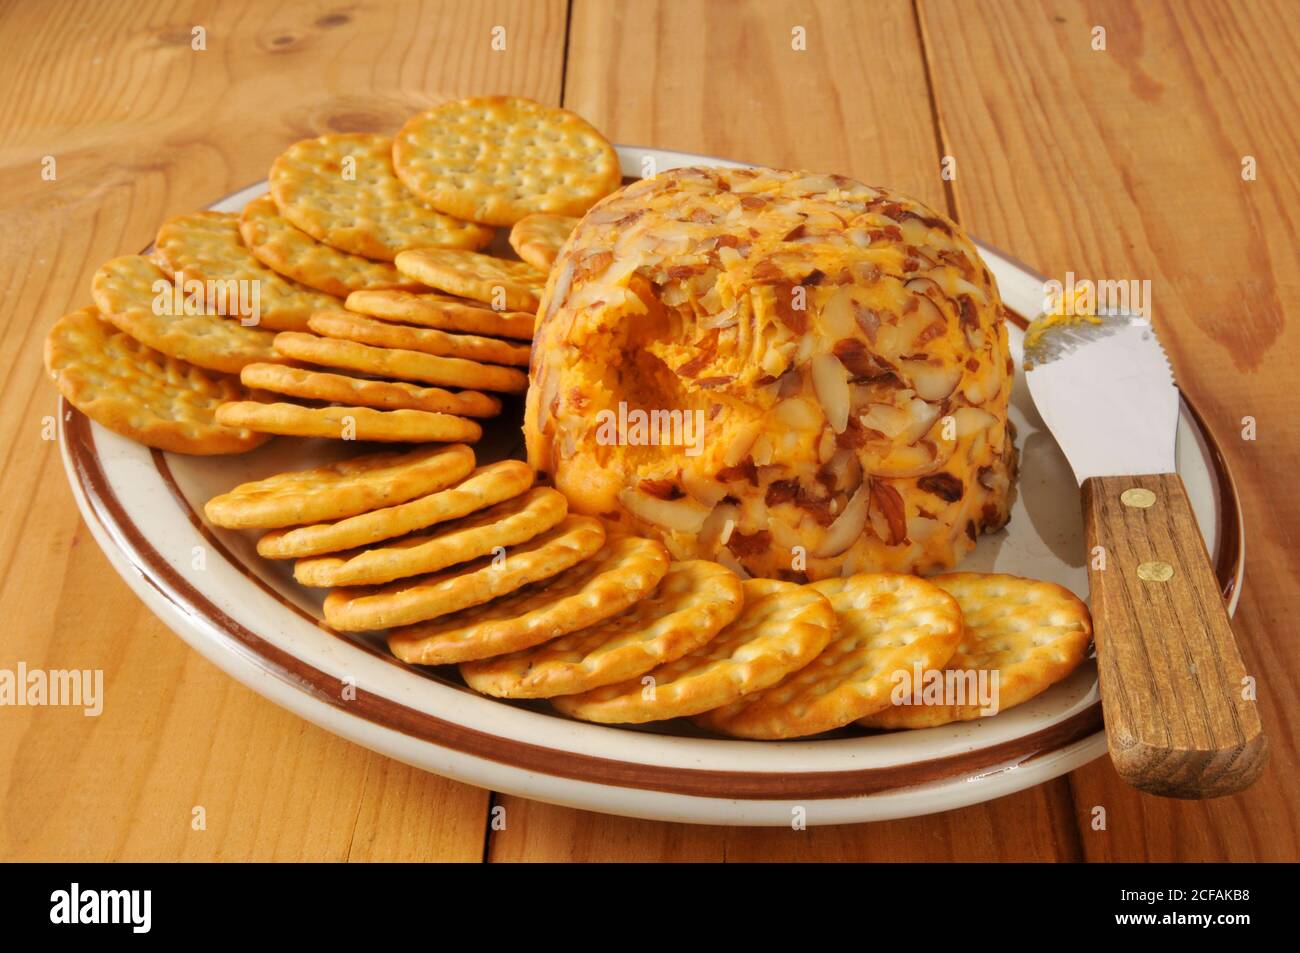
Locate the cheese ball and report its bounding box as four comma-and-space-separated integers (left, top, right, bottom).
526, 166, 1016, 581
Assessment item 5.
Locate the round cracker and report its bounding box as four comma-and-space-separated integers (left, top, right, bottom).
44, 307, 269, 455
257, 460, 535, 559
91, 255, 279, 374
345, 289, 535, 340
215, 401, 481, 444
508, 213, 579, 270
858, 573, 1093, 730
325, 515, 607, 632
460, 559, 742, 698
394, 248, 546, 312
392, 96, 621, 227
308, 309, 530, 367
153, 210, 341, 332
239, 363, 501, 418
551, 579, 836, 725
204, 443, 475, 529
388, 535, 669, 666
238, 194, 418, 297
295, 487, 568, 588
697, 574, 963, 739
269, 132, 493, 260
272, 331, 528, 394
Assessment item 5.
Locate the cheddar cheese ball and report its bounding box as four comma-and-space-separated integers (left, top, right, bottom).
525, 166, 1017, 580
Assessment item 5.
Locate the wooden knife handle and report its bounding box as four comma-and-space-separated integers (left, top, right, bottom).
1082, 473, 1266, 798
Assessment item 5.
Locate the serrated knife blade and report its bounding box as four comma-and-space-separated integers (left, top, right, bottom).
1021, 308, 1266, 799
1024, 312, 1179, 484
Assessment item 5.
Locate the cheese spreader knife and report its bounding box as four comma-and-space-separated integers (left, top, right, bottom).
1024, 312, 1266, 798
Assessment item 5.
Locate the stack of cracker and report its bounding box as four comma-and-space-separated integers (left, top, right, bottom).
204, 444, 1091, 739
43, 96, 601, 453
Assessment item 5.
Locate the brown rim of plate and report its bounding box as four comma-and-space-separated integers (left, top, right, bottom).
62, 394, 1242, 800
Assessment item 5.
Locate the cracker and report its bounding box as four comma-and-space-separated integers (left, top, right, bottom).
858, 573, 1093, 730
308, 309, 530, 367
238, 194, 418, 297
508, 213, 578, 270
269, 132, 493, 260
324, 515, 606, 632
460, 559, 742, 698
345, 289, 535, 340
551, 579, 836, 724
215, 401, 481, 444
205, 443, 475, 528
44, 306, 270, 455
388, 535, 669, 666
154, 210, 341, 332
257, 460, 534, 559
697, 574, 963, 739
392, 96, 621, 227
295, 487, 567, 587
394, 248, 546, 312
91, 255, 279, 374
272, 331, 528, 394
239, 363, 501, 418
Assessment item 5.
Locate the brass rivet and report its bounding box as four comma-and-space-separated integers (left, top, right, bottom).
1137, 561, 1174, 582
1121, 488, 1157, 508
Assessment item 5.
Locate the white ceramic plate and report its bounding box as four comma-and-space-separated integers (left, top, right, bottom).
59, 146, 1244, 826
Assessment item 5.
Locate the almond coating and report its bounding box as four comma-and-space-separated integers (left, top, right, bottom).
525, 166, 1017, 580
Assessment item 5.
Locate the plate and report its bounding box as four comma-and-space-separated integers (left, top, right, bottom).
58, 145, 1244, 826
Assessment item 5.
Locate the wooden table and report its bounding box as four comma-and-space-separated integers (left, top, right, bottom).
1, 0, 1295, 862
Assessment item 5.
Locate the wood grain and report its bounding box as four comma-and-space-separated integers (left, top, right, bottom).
918, 0, 1299, 858
1084, 473, 1265, 797
564, 0, 949, 208
489, 784, 1081, 861
0, 0, 565, 861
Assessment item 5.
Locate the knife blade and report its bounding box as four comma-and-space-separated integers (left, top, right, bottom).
1023, 310, 1266, 799
1024, 313, 1178, 483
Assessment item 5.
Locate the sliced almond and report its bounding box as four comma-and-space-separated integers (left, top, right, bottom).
962, 353, 1002, 404
810, 353, 850, 433
618, 487, 710, 534
953, 406, 998, 438
900, 397, 943, 445
812, 482, 870, 558
722, 419, 762, 467
680, 467, 729, 507
699, 502, 740, 550
869, 479, 908, 545
858, 402, 910, 439
713, 548, 752, 580
818, 286, 857, 338
901, 359, 962, 402
773, 395, 822, 430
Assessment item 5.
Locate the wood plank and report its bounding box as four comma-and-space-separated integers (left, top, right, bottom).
564, 0, 949, 209
488, 0, 1083, 861
0, 0, 566, 862
918, 0, 1300, 859
489, 782, 1080, 861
